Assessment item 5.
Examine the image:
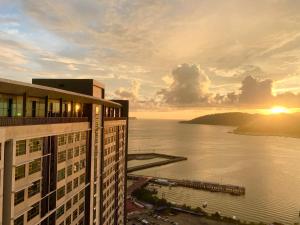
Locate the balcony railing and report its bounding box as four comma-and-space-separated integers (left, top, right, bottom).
0, 117, 88, 127
104, 117, 127, 121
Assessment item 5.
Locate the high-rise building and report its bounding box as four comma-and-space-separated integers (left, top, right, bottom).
0, 78, 128, 225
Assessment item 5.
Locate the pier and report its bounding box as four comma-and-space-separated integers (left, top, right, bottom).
128, 174, 246, 196
128, 153, 187, 173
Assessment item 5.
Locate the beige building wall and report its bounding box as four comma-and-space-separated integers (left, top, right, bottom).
0, 122, 89, 225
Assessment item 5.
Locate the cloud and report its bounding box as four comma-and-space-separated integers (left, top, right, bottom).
239, 75, 273, 105
158, 64, 211, 106
2, 0, 300, 112
114, 80, 141, 103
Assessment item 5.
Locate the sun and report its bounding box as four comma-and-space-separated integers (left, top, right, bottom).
270, 106, 289, 114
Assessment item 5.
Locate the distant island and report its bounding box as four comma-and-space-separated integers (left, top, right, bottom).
180, 112, 258, 126
181, 112, 300, 138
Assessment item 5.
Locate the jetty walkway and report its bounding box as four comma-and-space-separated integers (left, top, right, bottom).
128, 174, 245, 196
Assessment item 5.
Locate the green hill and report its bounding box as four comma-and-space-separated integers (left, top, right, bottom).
181, 112, 300, 138
180, 112, 259, 126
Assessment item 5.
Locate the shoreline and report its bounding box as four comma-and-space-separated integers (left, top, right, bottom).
232, 130, 300, 139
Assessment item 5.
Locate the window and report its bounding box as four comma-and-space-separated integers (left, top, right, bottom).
79, 218, 84, 225
29, 138, 42, 153
14, 189, 25, 205
73, 209, 78, 221
73, 177, 79, 189
29, 158, 41, 175
56, 205, 65, 219
57, 168, 65, 182
67, 148, 73, 160
73, 194, 78, 205
27, 202, 40, 221
28, 180, 40, 198
58, 150, 66, 163
58, 135, 67, 146
74, 147, 79, 157
74, 162, 79, 173
15, 165, 25, 180
67, 165, 73, 177
80, 173, 85, 184
67, 181, 72, 193
79, 160, 85, 170
80, 145, 86, 155
79, 190, 84, 199
81, 131, 86, 140
75, 132, 80, 142
66, 199, 72, 211
16, 140, 26, 156
14, 215, 24, 225
66, 215, 72, 225
68, 133, 74, 144
57, 186, 65, 200
79, 202, 84, 214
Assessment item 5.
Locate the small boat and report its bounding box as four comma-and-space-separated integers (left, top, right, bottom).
202, 202, 208, 208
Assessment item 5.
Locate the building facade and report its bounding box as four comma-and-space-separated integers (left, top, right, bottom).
0, 78, 128, 225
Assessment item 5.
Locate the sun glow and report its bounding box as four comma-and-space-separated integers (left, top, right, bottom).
270, 106, 289, 114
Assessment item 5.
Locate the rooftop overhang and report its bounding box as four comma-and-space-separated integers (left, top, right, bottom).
0, 78, 121, 108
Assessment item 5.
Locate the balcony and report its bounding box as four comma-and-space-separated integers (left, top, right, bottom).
0, 117, 88, 127
104, 117, 127, 121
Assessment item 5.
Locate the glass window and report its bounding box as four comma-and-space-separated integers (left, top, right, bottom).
29, 138, 43, 153
58, 135, 67, 146
66, 199, 72, 211
75, 132, 80, 142
79, 160, 85, 170
73, 177, 79, 189
79, 190, 84, 199
28, 180, 40, 198
67, 181, 72, 193
74, 162, 79, 173
15, 165, 25, 180
57, 150, 66, 163
81, 132, 86, 140
80, 173, 85, 184
27, 202, 40, 221
80, 145, 86, 155
74, 147, 79, 157
57, 168, 65, 182
73, 209, 78, 221
79, 202, 84, 214
56, 205, 64, 219
29, 158, 41, 175
66, 215, 72, 225
73, 194, 78, 205
16, 140, 26, 156
14, 189, 25, 205
67, 148, 73, 160
68, 133, 74, 143
14, 215, 24, 225
57, 186, 65, 200
67, 165, 73, 177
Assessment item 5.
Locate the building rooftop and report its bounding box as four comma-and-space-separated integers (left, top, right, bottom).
0, 77, 121, 108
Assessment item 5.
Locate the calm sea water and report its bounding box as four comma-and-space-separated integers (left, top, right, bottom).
128, 119, 300, 225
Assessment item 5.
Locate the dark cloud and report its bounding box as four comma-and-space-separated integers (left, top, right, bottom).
239, 75, 273, 105
158, 64, 211, 106
157, 65, 300, 108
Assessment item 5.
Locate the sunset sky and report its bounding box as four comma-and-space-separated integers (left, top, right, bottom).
1, 0, 300, 119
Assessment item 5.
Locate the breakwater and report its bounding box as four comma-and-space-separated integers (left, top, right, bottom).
128, 174, 245, 196
128, 153, 187, 172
